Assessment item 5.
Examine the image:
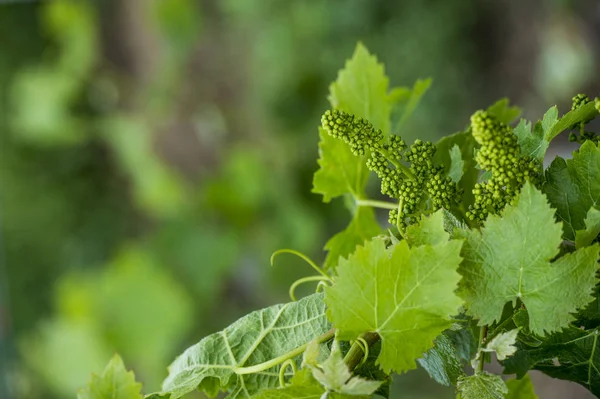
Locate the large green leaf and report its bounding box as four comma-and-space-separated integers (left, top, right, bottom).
161, 294, 330, 399
544, 141, 600, 240
459, 182, 600, 335
325, 211, 463, 373
456, 372, 507, 399
77, 354, 143, 399
323, 206, 381, 270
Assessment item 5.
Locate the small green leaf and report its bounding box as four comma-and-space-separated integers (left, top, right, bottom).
544, 141, 600, 240
77, 354, 143, 399
456, 372, 507, 399
483, 329, 518, 361
459, 182, 600, 335
313, 43, 393, 202
326, 212, 463, 374
161, 294, 330, 399
418, 333, 465, 386
309, 341, 382, 395
434, 130, 477, 206
390, 78, 432, 133
575, 207, 600, 248
505, 374, 538, 399
513, 106, 558, 161
486, 98, 521, 124
251, 370, 324, 399
547, 100, 599, 142
406, 209, 449, 247
329, 42, 391, 134
447, 145, 464, 183
323, 206, 381, 270
313, 127, 370, 202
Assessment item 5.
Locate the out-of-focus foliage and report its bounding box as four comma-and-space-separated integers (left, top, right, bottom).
0, 0, 598, 399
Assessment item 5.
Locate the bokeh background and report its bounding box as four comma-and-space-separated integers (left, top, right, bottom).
0, 1, 598, 398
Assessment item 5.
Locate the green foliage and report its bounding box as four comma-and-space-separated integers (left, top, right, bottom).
323, 207, 381, 270
456, 372, 508, 399
544, 141, 600, 240
161, 294, 330, 398
325, 211, 463, 373
460, 182, 599, 335
78, 354, 143, 399
505, 374, 538, 399
74, 44, 600, 399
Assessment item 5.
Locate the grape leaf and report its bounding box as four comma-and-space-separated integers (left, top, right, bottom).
251, 369, 370, 399
483, 329, 518, 361
575, 207, 600, 248
544, 141, 600, 240
434, 131, 477, 206
546, 100, 599, 142
407, 210, 451, 247
505, 374, 538, 399
325, 212, 463, 374
486, 98, 522, 124
418, 333, 465, 386
390, 78, 432, 133
459, 182, 600, 335
513, 106, 557, 161
77, 354, 143, 399
503, 325, 600, 396
309, 341, 382, 395
313, 127, 371, 202
447, 145, 464, 184
329, 42, 391, 134
161, 294, 331, 399
313, 43, 392, 201
250, 370, 324, 399
456, 372, 507, 399
323, 206, 381, 270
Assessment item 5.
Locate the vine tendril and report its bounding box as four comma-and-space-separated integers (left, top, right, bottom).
278, 359, 297, 387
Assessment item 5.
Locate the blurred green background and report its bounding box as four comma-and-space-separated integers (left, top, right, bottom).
0, 1, 598, 398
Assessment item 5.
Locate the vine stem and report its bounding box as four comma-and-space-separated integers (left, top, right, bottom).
235, 329, 335, 375
355, 199, 398, 210
477, 325, 488, 373
377, 147, 415, 180
343, 332, 380, 371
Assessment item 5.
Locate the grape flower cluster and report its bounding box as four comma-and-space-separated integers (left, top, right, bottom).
466, 111, 542, 222
568, 94, 599, 144
321, 109, 460, 229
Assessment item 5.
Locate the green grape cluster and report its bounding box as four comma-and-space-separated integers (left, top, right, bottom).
321, 109, 459, 229
466, 111, 541, 222
568, 94, 599, 144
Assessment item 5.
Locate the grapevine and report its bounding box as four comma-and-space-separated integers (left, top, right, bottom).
78, 44, 600, 399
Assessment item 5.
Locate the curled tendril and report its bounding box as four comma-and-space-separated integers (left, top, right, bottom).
278, 359, 297, 387
316, 280, 328, 293
351, 337, 370, 365
270, 249, 333, 282
289, 276, 332, 301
